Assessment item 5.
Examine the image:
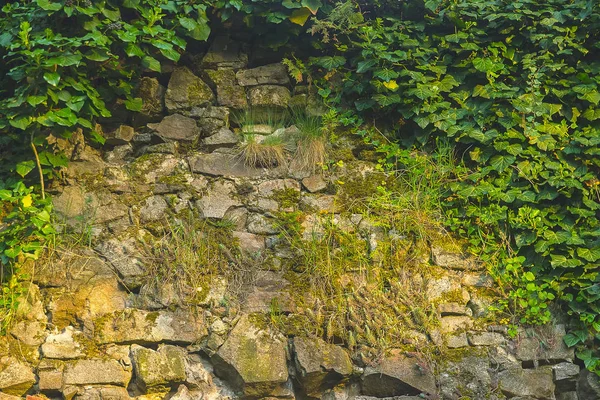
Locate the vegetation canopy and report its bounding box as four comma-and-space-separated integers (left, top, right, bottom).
1, 0, 600, 374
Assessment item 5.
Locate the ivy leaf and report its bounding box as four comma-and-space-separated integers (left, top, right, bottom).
356, 59, 377, 74
160, 47, 181, 62
289, 8, 312, 26
125, 97, 143, 112
577, 247, 600, 262
563, 333, 583, 347
43, 72, 61, 86
472, 57, 496, 72
301, 0, 322, 14
9, 117, 31, 130
316, 56, 346, 70
16, 160, 36, 178
45, 54, 82, 67
85, 49, 111, 62
489, 154, 515, 172
142, 56, 161, 72
27, 96, 47, 106
282, 0, 302, 9
382, 80, 399, 90
188, 24, 211, 41
36, 0, 62, 11
374, 68, 398, 81
101, 8, 121, 21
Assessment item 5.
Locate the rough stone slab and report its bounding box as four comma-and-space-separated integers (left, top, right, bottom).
498, 367, 555, 399
165, 67, 214, 112
446, 333, 469, 348
203, 128, 239, 151
190, 106, 230, 121
438, 302, 473, 317
467, 331, 505, 346
106, 125, 135, 145
201, 36, 248, 69
10, 320, 46, 347
236, 63, 290, 86
514, 324, 574, 362
439, 316, 473, 334
302, 174, 327, 193
139, 195, 168, 223
577, 369, 600, 399
248, 85, 291, 108
553, 362, 580, 381
137, 77, 165, 119
300, 194, 340, 214
243, 271, 293, 313
196, 180, 242, 219
362, 351, 436, 397
148, 113, 201, 142
437, 355, 492, 399
293, 336, 352, 396
205, 69, 248, 109
95, 308, 208, 345
431, 244, 482, 271
95, 237, 146, 289
41, 327, 85, 359
212, 314, 288, 397
0, 357, 36, 396
132, 345, 187, 391
233, 231, 265, 255
63, 359, 131, 387
189, 151, 285, 178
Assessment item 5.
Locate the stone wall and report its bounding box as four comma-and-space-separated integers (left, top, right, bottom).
1, 36, 599, 400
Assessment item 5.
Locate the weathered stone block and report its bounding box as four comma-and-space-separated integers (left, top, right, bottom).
95, 308, 208, 345
196, 180, 243, 219
248, 85, 291, 108
293, 336, 352, 396
498, 367, 555, 399
132, 345, 187, 391
165, 67, 214, 112
63, 359, 131, 387
0, 357, 36, 396
212, 315, 288, 397
205, 69, 248, 109
361, 351, 436, 397
236, 63, 290, 86
148, 114, 201, 142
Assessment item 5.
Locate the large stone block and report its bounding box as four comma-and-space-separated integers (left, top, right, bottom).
498, 367, 555, 399
292, 337, 353, 396
165, 67, 214, 112
132, 345, 187, 392
63, 359, 132, 387
95, 308, 208, 345
361, 351, 436, 397
205, 69, 248, 109
0, 357, 36, 396
212, 315, 288, 397
196, 180, 243, 219
148, 114, 201, 142
236, 63, 290, 86
514, 324, 574, 363
248, 85, 291, 108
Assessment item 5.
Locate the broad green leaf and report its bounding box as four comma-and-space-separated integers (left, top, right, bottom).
577, 247, 600, 262
357, 59, 377, 74
142, 56, 161, 72
9, 117, 31, 130
36, 0, 62, 11
16, 160, 36, 178
289, 8, 312, 26
125, 97, 143, 112
316, 56, 346, 70
282, 0, 302, 9
45, 54, 81, 67
160, 47, 181, 62
373, 68, 398, 81
489, 154, 515, 172
301, 0, 322, 14
27, 96, 47, 106
102, 8, 121, 21
43, 72, 61, 86
85, 49, 111, 62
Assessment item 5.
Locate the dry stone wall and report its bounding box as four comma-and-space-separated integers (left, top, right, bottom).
1, 36, 598, 400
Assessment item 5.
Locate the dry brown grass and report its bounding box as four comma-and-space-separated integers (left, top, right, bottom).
238, 134, 288, 168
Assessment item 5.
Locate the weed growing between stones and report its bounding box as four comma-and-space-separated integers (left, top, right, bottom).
289, 109, 327, 173
238, 134, 289, 168
140, 214, 245, 306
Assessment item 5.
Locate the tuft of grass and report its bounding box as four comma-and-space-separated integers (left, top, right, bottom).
141, 216, 240, 306
238, 134, 289, 168
232, 108, 289, 133
289, 110, 327, 172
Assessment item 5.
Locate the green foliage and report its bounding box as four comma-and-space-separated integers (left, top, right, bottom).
301, 0, 600, 373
